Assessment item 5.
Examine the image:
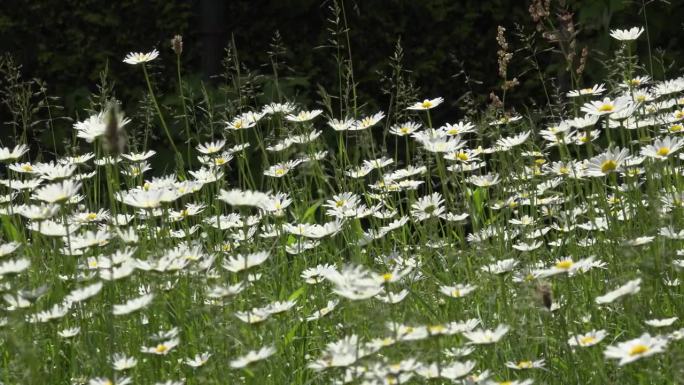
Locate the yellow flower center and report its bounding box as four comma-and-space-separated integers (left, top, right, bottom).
143, 182, 151, 191
447, 129, 459, 135
581, 88, 593, 94
598, 104, 614, 112
559, 166, 569, 174
600, 160, 617, 173
428, 324, 445, 334
421, 100, 432, 108
400, 127, 410, 134
451, 289, 461, 297
180, 209, 189, 217
154, 344, 169, 354
499, 382, 514, 385
234, 121, 243, 128
215, 158, 226, 166
657, 147, 671, 156
579, 336, 596, 345
676, 111, 684, 120
457, 152, 469, 161
86, 213, 98, 221
670, 124, 683, 132
382, 272, 393, 281
335, 200, 346, 207
535, 158, 546, 165
517, 360, 533, 369
275, 168, 286, 176
21, 164, 33, 172
629, 344, 649, 356
636, 95, 646, 102
555, 260, 574, 269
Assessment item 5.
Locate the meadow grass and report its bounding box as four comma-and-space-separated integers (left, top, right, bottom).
0, 10, 683, 385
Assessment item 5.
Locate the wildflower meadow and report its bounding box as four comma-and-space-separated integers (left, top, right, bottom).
0, 2, 683, 385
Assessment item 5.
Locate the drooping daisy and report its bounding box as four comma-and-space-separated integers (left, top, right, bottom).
610, 26, 645, 41
123, 49, 159, 64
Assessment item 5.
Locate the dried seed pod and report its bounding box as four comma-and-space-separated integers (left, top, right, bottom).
536, 282, 553, 310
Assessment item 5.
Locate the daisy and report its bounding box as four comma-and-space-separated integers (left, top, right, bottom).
585, 147, 630, 177
141, 338, 180, 355
581, 96, 632, 116
347, 112, 385, 131
568, 329, 608, 347
468, 173, 501, 187
641, 136, 684, 160
111, 353, 138, 371
441, 121, 476, 135
217, 189, 270, 207
285, 109, 323, 122
185, 352, 211, 367
117, 189, 164, 209
389, 122, 422, 136
566, 84, 606, 98
113, 294, 154, 316
222, 251, 270, 273
645, 317, 678, 327
32, 180, 82, 204
327, 117, 356, 131
439, 283, 477, 298
263, 159, 302, 177
496, 131, 531, 149
595, 278, 641, 304
123, 49, 159, 64
410, 192, 446, 221
505, 359, 545, 370
196, 139, 226, 154
485, 379, 533, 385
463, 324, 509, 344
225, 116, 256, 130
604, 333, 668, 365
0, 144, 29, 162
481, 258, 519, 274
89, 377, 132, 385
407, 97, 444, 110
58, 327, 81, 338
610, 26, 645, 41
230, 346, 276, 369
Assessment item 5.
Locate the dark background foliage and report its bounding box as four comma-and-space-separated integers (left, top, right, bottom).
0, 0, 682, 157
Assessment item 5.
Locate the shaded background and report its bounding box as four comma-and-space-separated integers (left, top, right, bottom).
0, 0, 682, 160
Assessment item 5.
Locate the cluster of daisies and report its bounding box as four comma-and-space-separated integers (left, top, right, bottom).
0, 25, 682, 385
